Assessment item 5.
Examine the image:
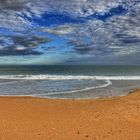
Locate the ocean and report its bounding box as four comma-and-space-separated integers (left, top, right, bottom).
0, 65, 140, 99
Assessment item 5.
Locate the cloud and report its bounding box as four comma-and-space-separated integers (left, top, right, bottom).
42, 25, 75, 35
66, 2, 140, 58
0, 33, 51, 56
0, 46, 41, 56
0, 0, 140, 64
0, 0, 30, 10
0, 0, 138, 29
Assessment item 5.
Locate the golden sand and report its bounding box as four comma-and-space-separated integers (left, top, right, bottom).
0, 90, 140, 140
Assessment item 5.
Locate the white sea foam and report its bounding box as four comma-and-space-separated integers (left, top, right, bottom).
33, 79, 112, 96
1, 79, 111, 97
0, 74, 139, 97
0, 76, 113, 97
0, 74, 140, 80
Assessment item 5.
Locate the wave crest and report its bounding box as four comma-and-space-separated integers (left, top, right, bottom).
0, 75, 140, 80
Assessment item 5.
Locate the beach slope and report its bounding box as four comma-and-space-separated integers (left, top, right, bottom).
0, 91, 140, 140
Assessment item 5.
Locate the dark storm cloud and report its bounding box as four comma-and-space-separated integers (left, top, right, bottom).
0, 46, 42, 56
11, 35, 51, 48
0, 0, 30, 10
67, 40, 94, 54
118, 35, 140, 44
0, 34, 51, 56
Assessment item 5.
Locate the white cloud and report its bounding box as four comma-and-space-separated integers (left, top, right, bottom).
65, 2, 140, 57
0, 0, 140, 64
41, 25, 76, 35
0, 0, 138, 29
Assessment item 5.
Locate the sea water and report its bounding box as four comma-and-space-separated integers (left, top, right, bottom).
0, 65, 140, 99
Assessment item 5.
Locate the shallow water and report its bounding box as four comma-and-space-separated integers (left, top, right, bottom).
0, 65, 140, 99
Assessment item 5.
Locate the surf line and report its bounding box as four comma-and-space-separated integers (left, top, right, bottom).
0, 80, 112, 97
1, 75, 140, 80
31, 79, 112, 96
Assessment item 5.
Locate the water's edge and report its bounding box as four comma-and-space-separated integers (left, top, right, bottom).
0, 87, 137, 100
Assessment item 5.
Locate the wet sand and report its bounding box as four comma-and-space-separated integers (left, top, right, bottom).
0, 90, 140, 140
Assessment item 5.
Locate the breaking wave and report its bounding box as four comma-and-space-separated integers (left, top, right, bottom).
0, 74, 140, 80
0, 74, 140, 97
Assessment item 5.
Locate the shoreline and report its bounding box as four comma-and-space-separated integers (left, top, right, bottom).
0, 88, 137, 100
0, 90, 139, 139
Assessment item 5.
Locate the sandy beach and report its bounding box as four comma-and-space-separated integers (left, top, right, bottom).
0, 90, 140, 140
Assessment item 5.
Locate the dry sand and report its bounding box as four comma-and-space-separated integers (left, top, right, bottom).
0, 90, 140, 140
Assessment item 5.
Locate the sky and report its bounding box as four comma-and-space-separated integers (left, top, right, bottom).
0, 0, 140, 65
